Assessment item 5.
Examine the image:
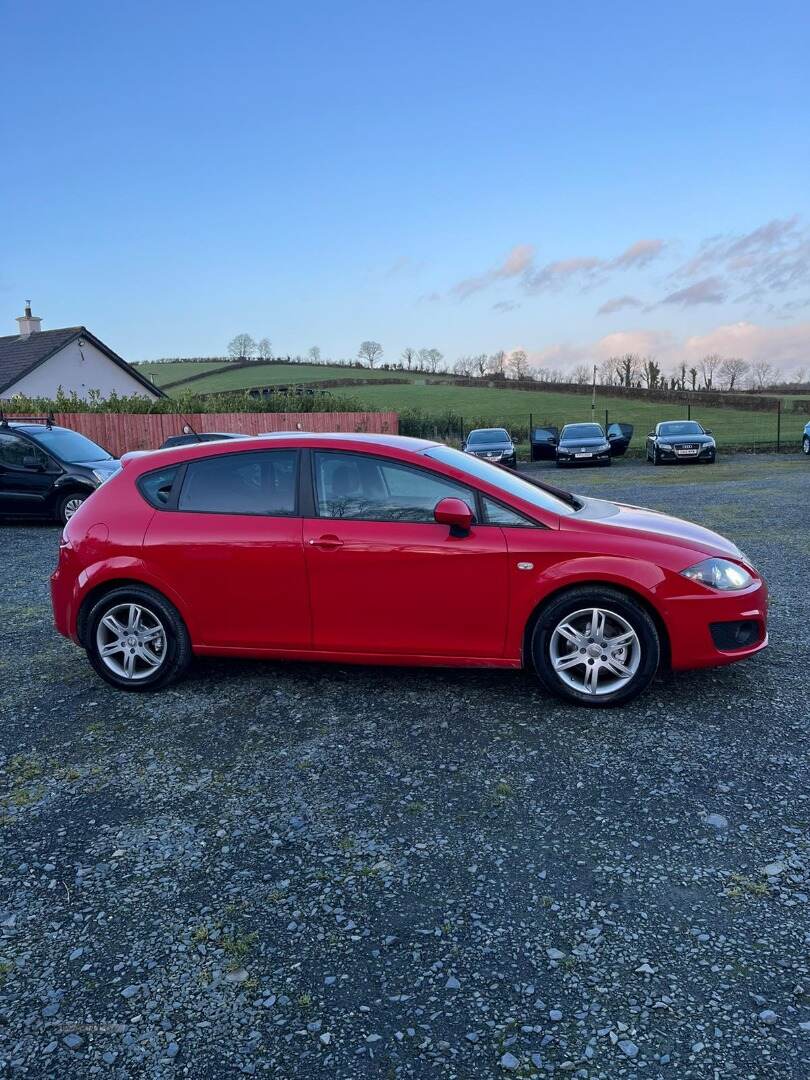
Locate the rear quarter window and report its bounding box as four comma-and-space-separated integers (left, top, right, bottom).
138, 466, 180, 508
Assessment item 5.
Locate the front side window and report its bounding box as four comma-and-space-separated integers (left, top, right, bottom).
482, 497, 538, 528
424, 446, 577, 516
314, 451, 475, 523
178, 450, 297, 516
0, 433, 50, 470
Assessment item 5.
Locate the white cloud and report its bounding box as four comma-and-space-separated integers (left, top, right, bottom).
451, 244, 535, 299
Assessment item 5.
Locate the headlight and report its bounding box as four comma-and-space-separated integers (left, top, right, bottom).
681, 558, 753, 591
92, 469, 110, 485
658, 442, 673, 450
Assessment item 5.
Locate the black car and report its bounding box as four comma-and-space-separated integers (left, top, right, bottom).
554, 422, 633, 467
531, 422, 632, 463
646, 420, 716, 465
0, 417, 120, 523
461, 427, 517, 468
159, 431, 252, 449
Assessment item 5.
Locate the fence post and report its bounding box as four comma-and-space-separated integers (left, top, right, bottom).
776, 400, 781, 453
459, 417, 464, 443
605, 408, 609, 432
687, 401, 691, 420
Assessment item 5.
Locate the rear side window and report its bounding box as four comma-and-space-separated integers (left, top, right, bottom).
177, 450, 297, 516
139, 466, 180, 508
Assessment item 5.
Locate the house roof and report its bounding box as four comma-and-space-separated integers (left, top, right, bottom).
0, 326, 167, 398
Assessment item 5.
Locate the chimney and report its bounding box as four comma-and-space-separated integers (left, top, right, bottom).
17, 300, 42, 337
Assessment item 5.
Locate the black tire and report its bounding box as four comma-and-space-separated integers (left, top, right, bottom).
530, 586, 660, 707
601, 457, 612, 467
84, 584, 192, 691
56, 491, 89, 525
652, 448, 661, 466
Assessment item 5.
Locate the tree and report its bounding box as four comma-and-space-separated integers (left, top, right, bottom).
506, 349, 530, 380
640, 356, 661, 389
572, 363, 591, 385
689, 367, 698, 391
423, 348, 443, 373
473, 353, 489, 377
718, 356, 750, 391
488, 350, 507, 377
700, 353, 722, 390
401, 347, 416, 370
228, 334, 256, 361
749, 359, 773, 389
453, 355, 474, 377
358, 341, 383, 368
614, 353, 640, 388
598, 358, 615, 386
308, 346, 321, 364
256, 338, 273, 360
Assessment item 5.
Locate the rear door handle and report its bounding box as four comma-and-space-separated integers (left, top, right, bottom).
308, 534, 343, 549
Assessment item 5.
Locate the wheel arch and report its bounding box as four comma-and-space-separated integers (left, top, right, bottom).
521, 580, 672, 672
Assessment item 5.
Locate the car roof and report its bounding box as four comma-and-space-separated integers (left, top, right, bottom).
5, 422, 68, 435
468, 427, 509, 435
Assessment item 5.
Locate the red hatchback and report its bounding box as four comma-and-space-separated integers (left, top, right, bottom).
50, 433, 767, 706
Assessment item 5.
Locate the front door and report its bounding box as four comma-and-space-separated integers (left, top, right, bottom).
303, 450, 509, 658
142, 449, 310, 649
0, 433, 56, 514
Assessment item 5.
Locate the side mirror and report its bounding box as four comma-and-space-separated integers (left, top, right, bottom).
434, 497, 473, 537
704, 428, 713, 435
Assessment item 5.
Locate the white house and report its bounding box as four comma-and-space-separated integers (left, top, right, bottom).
0, 304, 164, 400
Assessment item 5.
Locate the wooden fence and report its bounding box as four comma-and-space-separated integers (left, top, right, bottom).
49, 411, 399, 458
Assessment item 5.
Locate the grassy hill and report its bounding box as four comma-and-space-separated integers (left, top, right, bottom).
146, 360, 808, 450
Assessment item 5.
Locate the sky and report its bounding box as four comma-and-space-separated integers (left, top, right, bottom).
2, 0, 809, 372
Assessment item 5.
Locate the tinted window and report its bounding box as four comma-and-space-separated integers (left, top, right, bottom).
483, 497, 537, 527
178, 451, 297, 515
467, 429, 510, 445
314, 451, 475, 523
425, 447, 577, 516
0, 433, 50, 469
560, 424, 603, 440
139, 466, 180, 508
28, 428, 111, 462
658, 422, 704, 436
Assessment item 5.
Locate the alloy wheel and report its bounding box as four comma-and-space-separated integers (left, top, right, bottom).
95, 603, 167, 681
549, 607, 642, 696
63, 496, 85, 520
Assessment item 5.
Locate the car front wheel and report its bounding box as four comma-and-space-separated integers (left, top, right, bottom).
803, 436, 810, 456
84, 585, 192, 691
531, 587, 660, 706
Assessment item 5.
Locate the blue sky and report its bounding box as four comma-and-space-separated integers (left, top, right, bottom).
2, 0, 809, 371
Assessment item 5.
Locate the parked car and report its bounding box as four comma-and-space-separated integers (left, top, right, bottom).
0, 417, 120, 523
802, 421, 810, 456
160, 431, 252, 449
462, 427, 517, 468
51, 433, 767, 707
555, 423, 613, 467
646, 421, 716, 465
531, 422, 632, 464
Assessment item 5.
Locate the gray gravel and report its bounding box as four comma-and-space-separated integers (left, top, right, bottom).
1, 453, 809, 1078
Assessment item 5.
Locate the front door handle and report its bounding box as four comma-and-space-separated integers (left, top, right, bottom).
308, 534, 343, 549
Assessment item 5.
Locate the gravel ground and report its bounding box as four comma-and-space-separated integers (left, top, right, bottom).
1, 453, 809, 1079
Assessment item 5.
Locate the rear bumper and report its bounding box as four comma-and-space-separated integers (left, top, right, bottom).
664, 579, 768, 670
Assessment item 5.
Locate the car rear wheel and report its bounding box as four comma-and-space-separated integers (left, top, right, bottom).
531, 587, 660, 707
84, 585, 191, 691
803, 436, 809, 455
57, 492, 88, 524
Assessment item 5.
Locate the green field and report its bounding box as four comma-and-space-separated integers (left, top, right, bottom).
155, 361, 808, 450
134, 360, 232, 387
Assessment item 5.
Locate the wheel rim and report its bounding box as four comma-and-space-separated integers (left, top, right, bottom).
804, 439, 809, 454
95, 603, 167, 681
549, 607, 642, 696
63, 497, 84, 520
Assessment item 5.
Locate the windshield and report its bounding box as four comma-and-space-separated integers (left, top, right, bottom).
466, 429, 510, 445
30, 428, 112, 462
560, 424, 604, 440
658, 421, 704, 436
425, 446, 577, 516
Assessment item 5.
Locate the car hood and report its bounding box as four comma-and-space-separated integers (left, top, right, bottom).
570, 496, 742, 558
559, 437, 608, 449
467, 444, 513, 452
74, 458, 121, 474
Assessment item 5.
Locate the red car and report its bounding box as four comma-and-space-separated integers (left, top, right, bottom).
50, 434, 767, 706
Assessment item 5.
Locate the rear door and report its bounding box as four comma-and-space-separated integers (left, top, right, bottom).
303, 450, 509, 658
142, 449, 311, 649
607, 422, 633, 456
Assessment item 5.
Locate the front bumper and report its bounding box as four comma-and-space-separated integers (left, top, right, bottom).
557, 450, 611, 466
664, 578, 768, 670
657, 445, 716, 462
